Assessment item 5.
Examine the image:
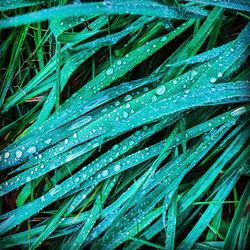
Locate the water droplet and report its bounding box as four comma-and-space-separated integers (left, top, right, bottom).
64, 138, 69, 144
146, 48, 150, 53
114, 101, 120, 106
152, 95, 157, 102
27, 146, 36, 154
117, 60, 122, 65
123, 111, 129, 118
26, 176, 31, 182
124, 95, 132, 101
45, 139, 52, 144
75, 177, 80, 183
160, 36, 167, 42
4, 152, 10, 159
114, 164, 121, 171
210, 77, 216, 83
102, 108, 108, 113
15, 150, 23, 159
156, 85, 166, 95
217, 72, 222, 77
102, 170, 109, 177
191, 70, 198, 77
106, 68, 114, 76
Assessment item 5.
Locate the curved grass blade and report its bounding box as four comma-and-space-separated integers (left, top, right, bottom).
30, 196, 74, 250
0, 1, 206, 29
0, 0, 57, 11
187, 0, 250, 12
176, 174, 240, 249
223, 181, 250, 250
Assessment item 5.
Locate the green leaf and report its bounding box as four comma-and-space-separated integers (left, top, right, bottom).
0, 2, 206, 29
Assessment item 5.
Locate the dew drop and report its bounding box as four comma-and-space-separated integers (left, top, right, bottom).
124, 95, 132, 101
152, 95, 157, 102
114, 164, 121, 171
102, 170, 109, 177
160, 36, 167, 42
102, 108, 108, 113
45, 139, 52, 144
27, 146, 36, 154
191, 70, 198, 77
4, 152, 10, 159
156, 85, 166, 96
15, 150, 23, 159
210, 77, 217, 83
117, 60, 122, 65
26, 176, 31, 182
123, 111, 129, 118
106, 68, 114, 76
217, 72, 223, 77
114, 101, 120, 106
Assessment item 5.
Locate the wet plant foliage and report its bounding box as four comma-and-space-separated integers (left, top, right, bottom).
0, 0, 249, 249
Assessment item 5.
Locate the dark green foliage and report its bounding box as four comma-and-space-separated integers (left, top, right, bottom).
0, 0, 249, 249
